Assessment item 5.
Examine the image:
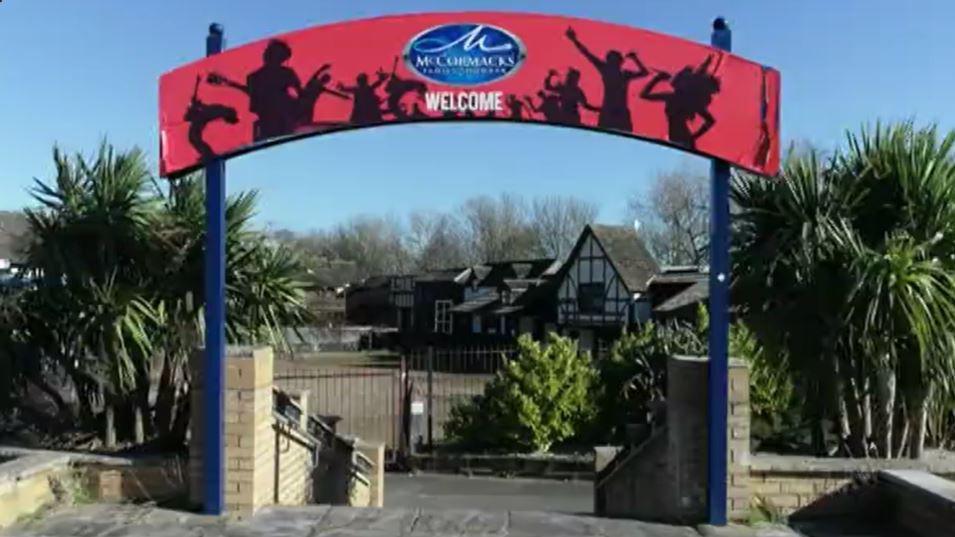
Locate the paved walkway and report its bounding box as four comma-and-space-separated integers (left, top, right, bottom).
385, 473, 592, 514
2, 503, 725, 537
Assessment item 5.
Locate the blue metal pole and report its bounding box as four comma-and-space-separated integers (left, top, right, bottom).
707, 16, 732, 527
203, 22, 226, 516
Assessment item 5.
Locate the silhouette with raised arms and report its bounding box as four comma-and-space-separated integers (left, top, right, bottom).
565, 26, 649, 132
298, 64, 349, 126
207, 39, 316, 141
338, 69, 389, 125
524, 91, 562, 123
544, 68, 599, 125
640, 55, 722, 150
383, 57, 429, 121
184, 75, 239, 160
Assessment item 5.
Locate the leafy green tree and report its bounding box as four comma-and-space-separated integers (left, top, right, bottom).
0, 142, 311, 448
446, 334, 596, 452
734, 123, 955, 458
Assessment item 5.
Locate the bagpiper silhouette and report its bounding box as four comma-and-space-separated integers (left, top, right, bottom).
640, 55, 722, 150
338, 69, 389, 125
184, 75, 238, 159
566, 26, 649, 132
544, 68, 599, 125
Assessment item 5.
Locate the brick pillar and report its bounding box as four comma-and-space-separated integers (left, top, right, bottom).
727, 358, 751, 521
190, 346, 275, 515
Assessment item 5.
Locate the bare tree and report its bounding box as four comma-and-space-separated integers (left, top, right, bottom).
407, 210, 472, 270
627, 168, 709, 266
460, 193, 535, 262
529, 196, 598, 258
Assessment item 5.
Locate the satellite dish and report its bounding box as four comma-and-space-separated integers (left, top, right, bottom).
633, 219, 641, 233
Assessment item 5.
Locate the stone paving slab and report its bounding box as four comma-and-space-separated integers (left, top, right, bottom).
2, 504, 779, 537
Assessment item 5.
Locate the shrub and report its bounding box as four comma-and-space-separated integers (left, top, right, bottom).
590, 320, 705, 443
445, 333, 596, 453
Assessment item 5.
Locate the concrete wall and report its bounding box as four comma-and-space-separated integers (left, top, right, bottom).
86, 457, 187, 504
0, 454, 66, 528
593, 355, 750, 523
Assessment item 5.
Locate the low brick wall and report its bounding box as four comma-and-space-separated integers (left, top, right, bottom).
0, 448, 188, 528
0, 452, 69, 527
274, 420, 316, 505
750, 452, 955, 517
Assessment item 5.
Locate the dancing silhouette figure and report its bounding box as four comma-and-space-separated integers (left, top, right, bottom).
298, 64, 349, 125
184, 75, 238, 159
505, 95, 528, 120
383, 57, 429, 120
524, 91, 562, 123
544, 68, 599, 125
566, 27, 649, 132
338, 69, 389, 125
207, 40, 313, 141
753, 66, 772, 168
640, 55, 722, 150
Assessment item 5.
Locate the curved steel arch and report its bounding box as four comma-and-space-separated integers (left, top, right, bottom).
167, 14, 778, 526
159, 12, 779, 178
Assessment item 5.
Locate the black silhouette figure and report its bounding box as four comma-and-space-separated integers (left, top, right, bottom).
410, 103, 432, 120
753, 66, 772, 168
524, 91, 562, 123
383, 57, 429, 120
565, 27, 649, 132
338, 69, 389, 124
184, 75, 238, 159
207, 40, 314, 141
640, 55, 722, 150
298, 64, 349, 124
505, 95, 528, 120
544, 68, 599, 124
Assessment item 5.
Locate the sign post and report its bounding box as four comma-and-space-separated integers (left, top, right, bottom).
707, 16, 732, 527
203, 22, 227, 516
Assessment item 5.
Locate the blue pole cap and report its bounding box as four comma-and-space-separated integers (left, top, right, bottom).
209, 23, 224, 37
713, 17, 729, 31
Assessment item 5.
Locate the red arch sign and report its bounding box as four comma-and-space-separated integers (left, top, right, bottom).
158, 12, 780, 177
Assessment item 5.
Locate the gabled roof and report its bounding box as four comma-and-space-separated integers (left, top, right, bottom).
654, 280, 709, 313
571, 224, 659, 293
649, 266, 708, 285
465, 258, 557, 288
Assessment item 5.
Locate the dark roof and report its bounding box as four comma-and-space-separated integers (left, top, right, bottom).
467, 258, 557, 288
416, 267, 469, 283
649, 267, 708, 285
654, 280, 709, 313
0, 211, 28, 261
450, 295, 499, 314
588, 224, 660, 293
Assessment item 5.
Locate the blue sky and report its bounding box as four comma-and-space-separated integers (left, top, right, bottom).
1, 1, 953, 231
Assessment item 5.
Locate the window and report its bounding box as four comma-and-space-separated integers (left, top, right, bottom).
434, 300, 453, 334
577, 283, 605, 314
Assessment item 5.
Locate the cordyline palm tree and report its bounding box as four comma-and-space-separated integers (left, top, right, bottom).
734, 123, 955, 459
2, 142, 311, 449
